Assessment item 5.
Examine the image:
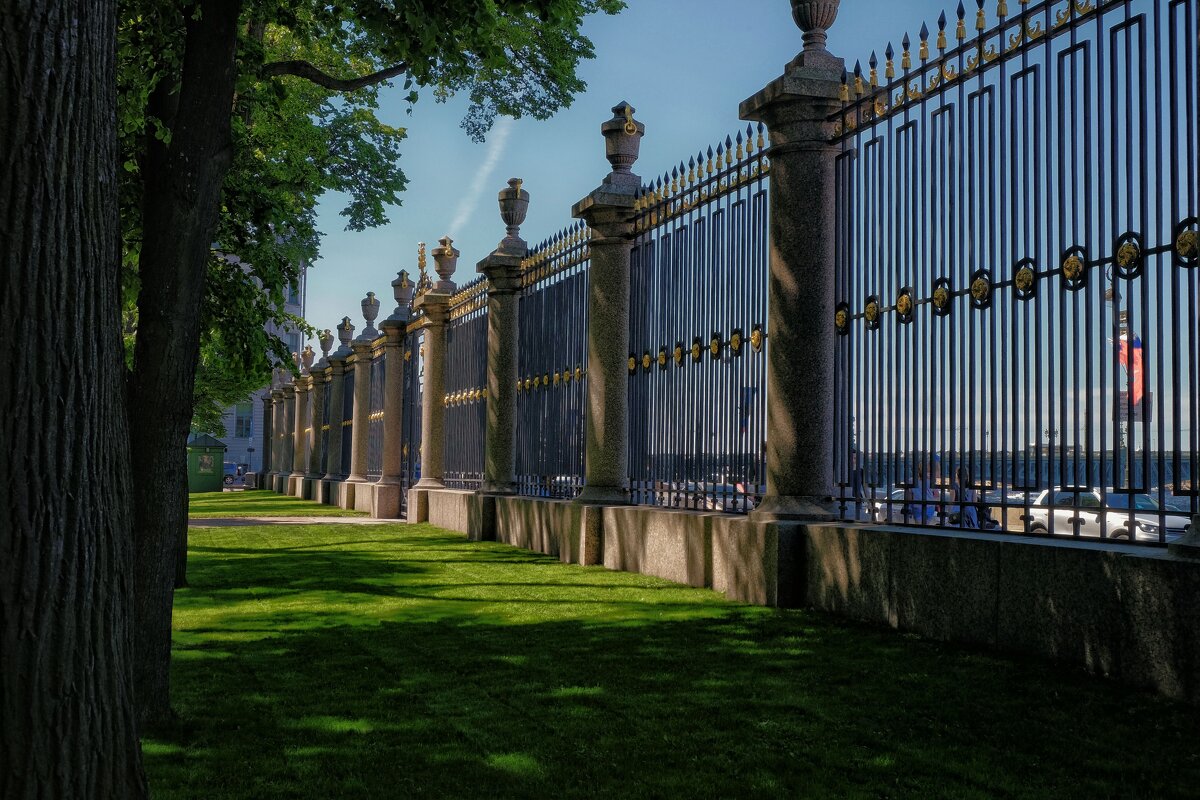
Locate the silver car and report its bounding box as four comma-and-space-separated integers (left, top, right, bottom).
1026, 488, 1190, 543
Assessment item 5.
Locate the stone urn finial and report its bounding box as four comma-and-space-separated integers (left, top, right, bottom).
601, 101, 643, 187
498, 179, 530, 253
318, 329, 335, 365
391, 269, 415, 318
432, 235, 460, 292
300, 345, 315, 374
335, 315, 355, 355
358, 292, 381, 340
789, 0, 841, 67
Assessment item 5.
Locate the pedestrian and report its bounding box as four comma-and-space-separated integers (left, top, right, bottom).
907, 459, 938, 525
849, 447, 865, 520
954, 466, 979, 528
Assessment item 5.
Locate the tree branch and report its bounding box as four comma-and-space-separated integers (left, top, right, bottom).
260, 60, 409, 92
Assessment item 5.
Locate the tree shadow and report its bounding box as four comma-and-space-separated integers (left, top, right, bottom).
147, 526, 1200, 799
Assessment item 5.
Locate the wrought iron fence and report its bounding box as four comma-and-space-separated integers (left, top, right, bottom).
515, 223, 590, 498
340, 368, 354, 477
627, 125, 771, 513
832, 0, 1199, 544
444, 277, 488, 489
366, 343, 385, 480
319, 376, 330, 477
400, 326, 423, 513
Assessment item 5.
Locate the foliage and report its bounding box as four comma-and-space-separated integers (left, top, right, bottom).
116, 0, 625, 428
147, 512, 1200, 798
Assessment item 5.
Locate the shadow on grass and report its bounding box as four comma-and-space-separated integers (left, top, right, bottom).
147, 525, 1200, 800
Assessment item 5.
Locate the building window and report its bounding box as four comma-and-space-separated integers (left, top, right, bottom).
234, 402, 253, 438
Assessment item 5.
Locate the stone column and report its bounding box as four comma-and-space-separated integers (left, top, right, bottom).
280, 383, 296, 494
322, 317, 354, 505
290, 346, 313, 496
571, 101, 644, 506
260, 391, 273, 480
477, 180, 529, 495
374, 271, 415, 518
270, 383, 286, 492
290, 382, 310, 496
345, 294, 380, 511
412, 290, 452, 490
741, 1, 843, 520
306, 330, 334, 499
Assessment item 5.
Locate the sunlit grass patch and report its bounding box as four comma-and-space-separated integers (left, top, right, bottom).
188, 489, 366, 518
146, 522, 1200, 800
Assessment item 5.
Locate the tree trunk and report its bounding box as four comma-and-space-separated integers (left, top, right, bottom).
0, 0, 149, 796
128, 0, 244, 727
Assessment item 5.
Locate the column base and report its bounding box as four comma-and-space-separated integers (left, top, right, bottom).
371, 482, 403, 519
478, 481, 517, 496
413, 478, 446, 491
574, 485, 630, 506
288, 473, 306, 497
1167, 520, 1200, 560
749, 495, 836, 522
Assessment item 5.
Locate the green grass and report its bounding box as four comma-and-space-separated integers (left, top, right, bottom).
148, 522, 1200, 799
188, 489, 366, 518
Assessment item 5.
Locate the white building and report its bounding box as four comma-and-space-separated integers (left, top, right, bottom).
218, 268, 307, 473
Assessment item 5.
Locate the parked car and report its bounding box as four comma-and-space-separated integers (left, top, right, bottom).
1149, 487, 1195, 515
1026, 488, 1190, 543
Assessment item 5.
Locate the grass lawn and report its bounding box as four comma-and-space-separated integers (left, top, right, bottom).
148, 520, 1200, 799
188, 489, 366, 518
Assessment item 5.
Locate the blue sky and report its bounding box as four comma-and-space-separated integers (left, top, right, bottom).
303, 0, 953, 340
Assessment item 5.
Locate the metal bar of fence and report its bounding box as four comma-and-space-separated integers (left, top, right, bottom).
515, 222, 589, 498
626, 125, 769, 513
443, 278, 488, 491
832, 0, 1198, 545
366, 343, 385, 481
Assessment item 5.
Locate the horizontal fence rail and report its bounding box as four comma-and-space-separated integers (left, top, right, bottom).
627, 125, 770, 513
833, 0, 1199, 543
444, 278, 488, 490
515, 223, 590, 498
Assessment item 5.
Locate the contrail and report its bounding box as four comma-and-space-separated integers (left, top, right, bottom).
447, 117, 515, 236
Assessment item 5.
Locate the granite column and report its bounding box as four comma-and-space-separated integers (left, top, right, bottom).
741, 6, 844, 520
571, 102, 644, 506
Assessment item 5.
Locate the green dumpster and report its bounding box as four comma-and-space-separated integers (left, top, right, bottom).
187, 433, 228, 493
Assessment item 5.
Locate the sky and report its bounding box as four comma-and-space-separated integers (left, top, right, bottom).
302, 0, 952, 341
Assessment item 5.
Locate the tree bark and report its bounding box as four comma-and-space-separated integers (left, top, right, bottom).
0, 0, 149, 796
128, 0, 244, 727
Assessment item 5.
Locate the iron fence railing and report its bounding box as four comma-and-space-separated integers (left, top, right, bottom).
366, 344, 385, 480
340, 368, 354, 477
444, 277, 488, 490
515, 222, 590, 498
832, 0, 1198, 544
627, 125, 770, 513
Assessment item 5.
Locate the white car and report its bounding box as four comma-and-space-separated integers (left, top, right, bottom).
1026, 488, 1191, 543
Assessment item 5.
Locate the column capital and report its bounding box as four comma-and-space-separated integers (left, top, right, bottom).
413, 290, 452, 326
350, 339, 374, 359
295, 374, 313, 393
281, 384, 296, 398
477, 252, 524, 295
739, 61, 844, 146
572, 184, 639, 242
379, 317, 407, 342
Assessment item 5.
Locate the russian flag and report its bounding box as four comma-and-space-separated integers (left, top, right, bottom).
1119, 333, 1145, 407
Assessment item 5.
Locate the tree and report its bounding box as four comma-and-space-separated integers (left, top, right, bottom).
0, 0, 149, 796
117, 0, 624, 726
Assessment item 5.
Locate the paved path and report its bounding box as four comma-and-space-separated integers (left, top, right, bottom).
189, 516, 405, 528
